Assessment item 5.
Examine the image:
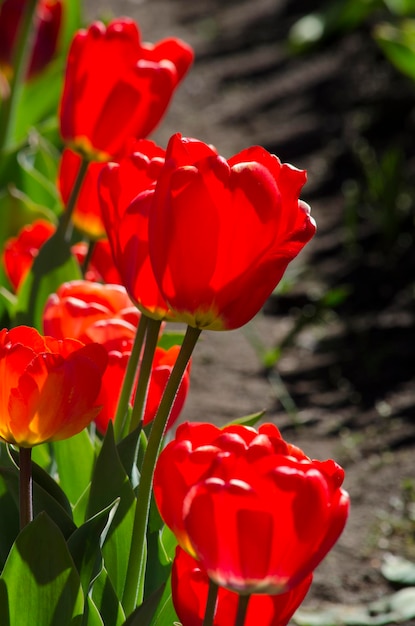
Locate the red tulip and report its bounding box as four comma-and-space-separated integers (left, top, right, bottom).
3, 220, 55, 291
59, 138, 165, 239
184, 456, 348, 595
154, 422, 349, 593
3, 219, 122, 291
0, 325, 107, 447
147, 133, 316, 330
43, 281, 190, 433
172, 546, 313, 626
59, 19, 193, 160
98, 140, 171, 319
0, 0, 62, 81
94, 344, 191, 435
71, 239, 123, 284
153, 421, 307, 554
43, 280, 139, 344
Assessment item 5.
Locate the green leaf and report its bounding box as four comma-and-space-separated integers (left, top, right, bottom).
149, 581, 179, 626
53, 429, 97, 507
60, 0, 82, 52
86, 424, 136, 598
8, 445, 73, 517
158, 525, 177, 567
0, 463, 76, 540
72, 484, 92, 528
157, 331, 185, 350
224, 410, 266, 428
31, 442, 52, 471
384, 0, 415, 15
12, 58, 64, 147
68, 501, 119, 595
16, 134, 61, 212
116, 425, 143, 488
91, 567, 126, 626
83, 596, 104, 626
0, 513, 84, 626
374, 20, 415, 83
0, 475, 19, 570
122, 584, 166, 626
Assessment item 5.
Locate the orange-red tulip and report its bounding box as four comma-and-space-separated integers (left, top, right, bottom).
43, 281, 190, 433
43, 280, 139, 343
59, 19, 193, 160
172, 546, 313, 626
148, 133, 316, 330
0, 326, 107, 447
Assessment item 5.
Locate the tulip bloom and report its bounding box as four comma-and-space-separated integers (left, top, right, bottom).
59, 139, 164, 240
0, 0, 62, 81
94, 345, 191, 435
3, 220, 55, 291
0, 326, 107, 447
43, 281, 190, 433
43, 280, 139, 343
172, 547, 313, 626
98, 140, 171, 319
154, 422, 349, 594
59, 19, 194, 160
3, 219, 122, 290
71, 239, 123, 284
153, 421, 309, 554
146, 133, 316, 330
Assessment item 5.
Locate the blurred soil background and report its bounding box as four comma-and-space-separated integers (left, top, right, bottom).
85, 0, 415, 623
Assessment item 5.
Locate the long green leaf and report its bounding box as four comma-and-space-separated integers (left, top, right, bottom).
0, 465, 76, 539
86, 425, 136, 599
53, 429, 96, 507
91, 568, 126, 626
0, 513, 84, 626
68, 500, 119, 595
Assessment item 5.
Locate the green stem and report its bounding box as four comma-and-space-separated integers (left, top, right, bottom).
122, 325, 202, 614
202, 579, 219, 626
129, 318, 162, 433
234, 594, 251, 626
57, 157, 89, 242
0, 0, 38, 153
19, 447, 33, 529
113, 314, 148, 442
81, 239, 96, 277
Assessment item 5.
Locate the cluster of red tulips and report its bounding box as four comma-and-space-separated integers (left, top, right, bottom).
0, 2, 349, 625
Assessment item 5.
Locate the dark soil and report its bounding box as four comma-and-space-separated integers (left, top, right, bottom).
86, 0, 415, 622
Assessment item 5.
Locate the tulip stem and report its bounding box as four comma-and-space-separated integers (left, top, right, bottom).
80, 239, 96, 277
0, 0, 38, 154
202, 579, 219, 626
19, 447, 33, 529
57, 157, 90, 242
129, 318, 162, 433
113, 314, 148, 441
234, 594, 251, 626
122, 324, 202, 615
